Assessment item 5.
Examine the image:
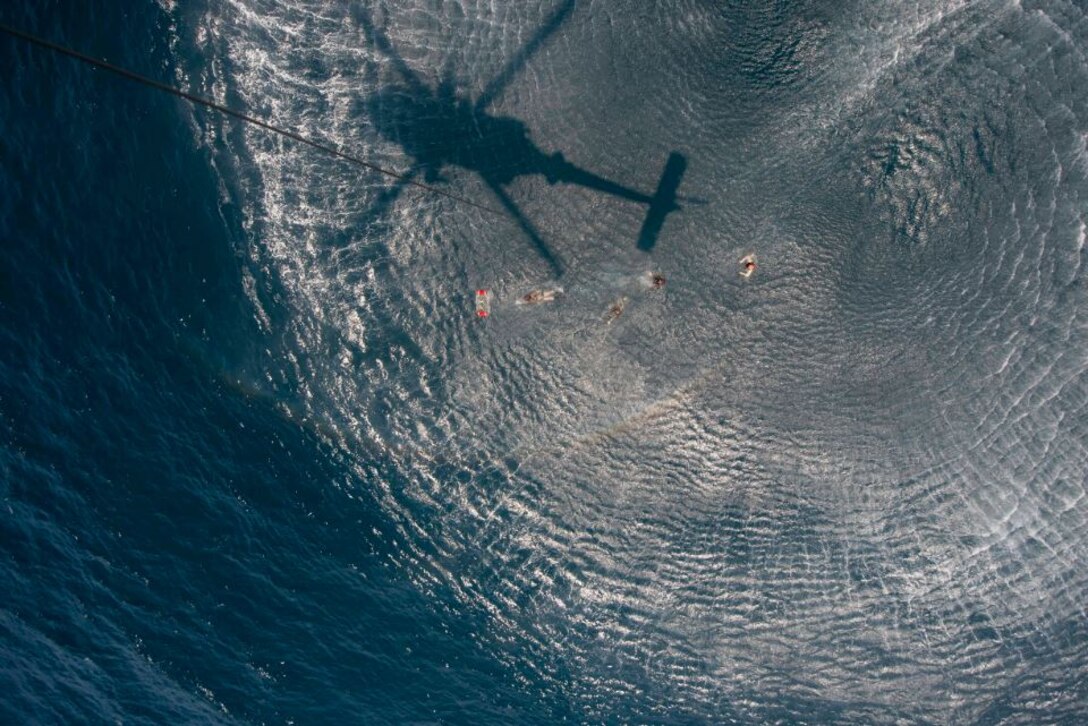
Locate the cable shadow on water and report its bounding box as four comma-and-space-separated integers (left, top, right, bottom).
350, 1, 692, 274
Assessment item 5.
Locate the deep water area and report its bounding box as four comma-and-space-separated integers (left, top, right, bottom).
2, 0, 1087, 723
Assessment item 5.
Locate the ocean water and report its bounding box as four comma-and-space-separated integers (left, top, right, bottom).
2, 0, 1087, 722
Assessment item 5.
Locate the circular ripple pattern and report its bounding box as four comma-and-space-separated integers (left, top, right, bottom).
188, 0, 1087, 720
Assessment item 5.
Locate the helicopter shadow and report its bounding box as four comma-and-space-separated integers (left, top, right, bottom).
350, 1, 689, 274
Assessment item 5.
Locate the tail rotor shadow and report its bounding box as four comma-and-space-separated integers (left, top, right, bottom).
637, 152, 687, 252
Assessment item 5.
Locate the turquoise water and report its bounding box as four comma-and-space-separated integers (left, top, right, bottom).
2, 1, 1087, 722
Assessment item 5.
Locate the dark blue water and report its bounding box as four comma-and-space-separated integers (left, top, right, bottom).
2, 1, 1087, 723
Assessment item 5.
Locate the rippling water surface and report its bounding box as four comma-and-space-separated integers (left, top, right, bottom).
2, 0, 1087, 722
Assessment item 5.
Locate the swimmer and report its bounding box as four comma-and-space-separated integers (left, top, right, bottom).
651, 273, 666, 289
740, 254, 757, 278
517, 287, 562, 305
605, 296, 627, 323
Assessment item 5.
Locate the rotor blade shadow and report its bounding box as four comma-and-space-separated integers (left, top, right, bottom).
332, 165, 421, 270
362, 166, 419, 227
484, 178, 564, 278
475, 0, 577, 112
351, 4, 428, 96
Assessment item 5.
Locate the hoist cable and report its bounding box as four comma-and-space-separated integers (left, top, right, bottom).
0, 22, 505, 216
